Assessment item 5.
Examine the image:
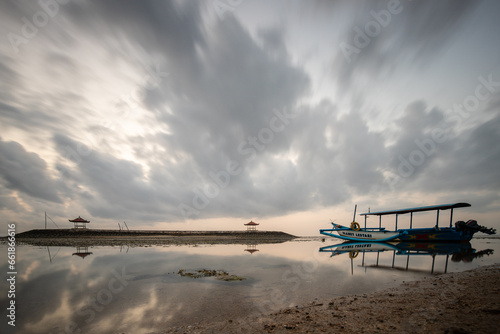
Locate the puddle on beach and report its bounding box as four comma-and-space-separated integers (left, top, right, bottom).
1, 238, 498, 333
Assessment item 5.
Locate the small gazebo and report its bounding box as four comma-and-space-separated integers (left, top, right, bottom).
244, 220, 259, 231
69, 216, 90, 229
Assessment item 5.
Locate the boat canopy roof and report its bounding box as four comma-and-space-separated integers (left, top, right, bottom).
360, 203, 471, 216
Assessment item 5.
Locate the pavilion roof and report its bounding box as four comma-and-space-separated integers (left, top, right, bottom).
69, 216, 90, 223
72, 252, 92, 258
244, 221, 259, 226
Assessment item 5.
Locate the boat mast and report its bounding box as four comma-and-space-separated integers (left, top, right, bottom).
449, 208, 454, 228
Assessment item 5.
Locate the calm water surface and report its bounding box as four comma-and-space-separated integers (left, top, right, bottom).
1, 237, 498, 333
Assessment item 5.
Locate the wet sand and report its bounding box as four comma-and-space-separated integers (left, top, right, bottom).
12, 229, 297, 246
159, 263, 500, 334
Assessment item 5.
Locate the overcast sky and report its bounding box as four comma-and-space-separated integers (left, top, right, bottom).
1, 0, 499, 235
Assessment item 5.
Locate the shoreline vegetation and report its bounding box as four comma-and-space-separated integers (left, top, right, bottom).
160, 264, 500, 334
9, 228, 297, 246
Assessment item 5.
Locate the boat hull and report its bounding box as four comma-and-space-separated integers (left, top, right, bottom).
320, 228, 402, 242
320, 227, 474, 242
397, 227, 474, 242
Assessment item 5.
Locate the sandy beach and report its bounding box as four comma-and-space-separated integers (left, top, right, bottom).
158, 263, 500, 334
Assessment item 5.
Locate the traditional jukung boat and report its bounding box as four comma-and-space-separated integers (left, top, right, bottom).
320, 203, 496, 242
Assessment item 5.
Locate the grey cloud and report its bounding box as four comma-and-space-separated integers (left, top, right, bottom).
0, 57, 21, 109
335, 111, 387, 192
47, 1, 311, 221
333, 0, 481, 92
0, 139, 61, 202
54, 134, 184, 221
425, 113, 500, 191
1, 0, 498, 228
0, 184, 21, 211
258, 25, 288, 59
63, 0, 207, 74
387, 100, 453, 182
0, 54, 89, 140
385, 100, 500, 210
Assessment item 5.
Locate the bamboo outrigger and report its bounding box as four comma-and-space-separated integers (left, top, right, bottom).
320, 203, 496, 242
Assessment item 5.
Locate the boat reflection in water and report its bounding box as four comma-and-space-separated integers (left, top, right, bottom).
319, 241, 494, 275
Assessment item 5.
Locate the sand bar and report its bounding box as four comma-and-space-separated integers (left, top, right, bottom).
11, 229, 297, 246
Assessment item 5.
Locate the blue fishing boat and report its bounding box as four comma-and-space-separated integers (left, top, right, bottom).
320, 203, 496, 242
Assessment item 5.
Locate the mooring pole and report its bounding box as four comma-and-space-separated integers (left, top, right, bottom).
45, 211, 47, 229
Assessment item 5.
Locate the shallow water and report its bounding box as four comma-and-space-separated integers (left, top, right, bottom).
1, 237, 498, 334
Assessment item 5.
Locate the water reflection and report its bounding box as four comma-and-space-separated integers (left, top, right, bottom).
244, 243, 260, 254
72, 246, 93, 259
319, 241, 494, 275
0, 239, 498, 334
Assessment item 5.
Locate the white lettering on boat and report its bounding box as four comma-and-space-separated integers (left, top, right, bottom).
341, 232, 373, 238
341, 243, 372, 250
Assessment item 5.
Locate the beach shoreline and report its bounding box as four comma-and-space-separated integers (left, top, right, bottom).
158, 263, 500, 334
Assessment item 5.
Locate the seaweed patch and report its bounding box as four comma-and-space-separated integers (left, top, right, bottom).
178, 269, 246, 281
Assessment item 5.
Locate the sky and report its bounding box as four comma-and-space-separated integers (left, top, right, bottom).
1, 0, 499, 235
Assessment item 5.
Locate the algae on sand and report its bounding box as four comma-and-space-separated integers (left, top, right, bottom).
178, 269, 246, 281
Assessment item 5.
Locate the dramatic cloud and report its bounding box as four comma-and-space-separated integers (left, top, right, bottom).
0, 138, 61, 203
333, 0, 481, 93
1, 0, 499, 233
